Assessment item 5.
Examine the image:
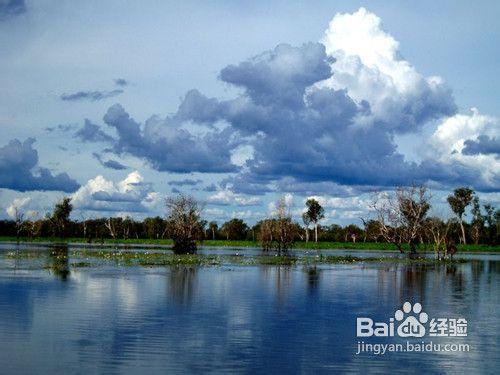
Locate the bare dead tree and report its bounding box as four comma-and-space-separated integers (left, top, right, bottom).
122, 217, 132, 240
275, 197, 295, 252
259, 196, 296, 254
259, 219, 274, 252
13, 206, 25, 243
80, 214, 90, 242
371, 185, 431, 256
426, 217, 452, 260
27, 211, 42, 241
166, 195, 204, 254
104, 218, 118, 239
360, 218, 368, 242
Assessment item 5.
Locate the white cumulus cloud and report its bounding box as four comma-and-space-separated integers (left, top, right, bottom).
321, 7, 455, 132
71, 171, 162, 215
428, 108, 499, 186
207, 189, 261, 206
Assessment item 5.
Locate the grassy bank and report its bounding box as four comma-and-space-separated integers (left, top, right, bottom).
0, 236, 498, 252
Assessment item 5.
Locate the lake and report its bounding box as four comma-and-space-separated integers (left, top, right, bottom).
0, 243, 498, 374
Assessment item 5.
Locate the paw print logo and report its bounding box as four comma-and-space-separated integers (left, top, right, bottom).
395, 302, 429, 337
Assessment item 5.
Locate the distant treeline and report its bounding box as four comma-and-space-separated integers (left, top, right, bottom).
0, 211, 497, 246
1, 187, 499, 249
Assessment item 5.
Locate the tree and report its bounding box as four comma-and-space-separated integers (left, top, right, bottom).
343, 224, 363, 243
495, 209, 500, 245
371, 185, 431, 255
13, 206, 25, 243
483, 204, 497, 244
208, 221, 218, 240
259, 196, 296, 253
425, 217, 451, 260
27, 212, 43, 241
470, 196, 484, 245
80, 214, 90, 242
144, 217, 167, 239
166, 195, 203, 254
304, 198, 324, 243
122, 216, 134, 240
104, 217, 121, 239
360, 219, 381, 242
447, 187, 474, 244
302, 213, 311, 243
221, 219, 248, 240
50, 197, 73, 238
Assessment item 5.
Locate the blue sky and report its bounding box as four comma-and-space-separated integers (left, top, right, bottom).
0, 0, 499, 224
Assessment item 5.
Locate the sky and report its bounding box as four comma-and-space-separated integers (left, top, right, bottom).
0, 0, 499, 225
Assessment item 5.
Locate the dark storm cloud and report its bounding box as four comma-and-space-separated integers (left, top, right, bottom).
0, 0, 26, 21
102, 103, 238, 173
0, 138, 79, 192
219, 43, 334, 108
168, 179, 202, 186
80, 41, 490, 193
462, 135, 500, 156
60, 89, 123, 102
75, 119, 114, 143
92, 153, 128, 170
191, 43, 478, 191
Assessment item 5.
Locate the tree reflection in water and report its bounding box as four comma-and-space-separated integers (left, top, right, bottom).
373, 262, 471, 309
168, 266, 197, 306
49, 245, 70, 280
303, 266, 321, 295
260, 265, 292, 306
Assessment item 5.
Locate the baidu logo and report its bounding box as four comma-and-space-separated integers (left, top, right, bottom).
394, 302, 428, 337
357, 301, 467, 338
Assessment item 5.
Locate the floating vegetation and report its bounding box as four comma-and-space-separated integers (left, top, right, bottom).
71, 262, 93, 268
1, 249, 468, 269
4, 251, 45, 259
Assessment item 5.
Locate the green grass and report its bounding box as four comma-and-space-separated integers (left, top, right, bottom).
0, 236, 498, 252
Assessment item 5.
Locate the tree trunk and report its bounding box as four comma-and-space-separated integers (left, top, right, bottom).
396, 243, 404, 254
305, 228, 309, 243
314, 224, 318, 243
459, 219, 466, 245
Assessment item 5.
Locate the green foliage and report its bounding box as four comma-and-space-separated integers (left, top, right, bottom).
304, 198, 325, 224
49, 197, 73, 238
447, 187, 474, 218
220, 218, 248, 240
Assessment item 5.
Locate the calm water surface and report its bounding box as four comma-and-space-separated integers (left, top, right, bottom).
0, 244, 498, 374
